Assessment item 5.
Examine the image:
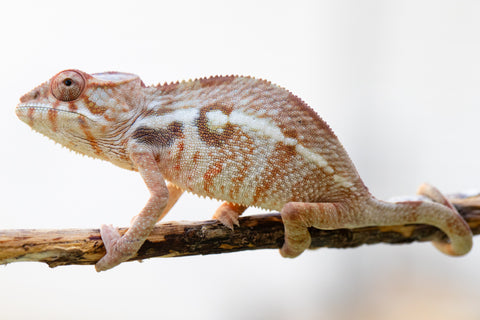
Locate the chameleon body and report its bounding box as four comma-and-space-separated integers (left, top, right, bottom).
16, 70, 473, 271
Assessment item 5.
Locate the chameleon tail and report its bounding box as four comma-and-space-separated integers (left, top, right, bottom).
366, 184, 472, 256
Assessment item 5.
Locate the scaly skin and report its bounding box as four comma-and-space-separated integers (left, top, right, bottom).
16, 69, 473, 271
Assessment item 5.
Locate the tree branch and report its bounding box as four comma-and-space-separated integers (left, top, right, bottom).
1, 194, 480, 268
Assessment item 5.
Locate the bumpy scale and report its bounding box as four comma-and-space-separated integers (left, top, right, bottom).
16, 70, 473, 271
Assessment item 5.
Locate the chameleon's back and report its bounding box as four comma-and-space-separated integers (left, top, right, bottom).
136, 76, 368, 210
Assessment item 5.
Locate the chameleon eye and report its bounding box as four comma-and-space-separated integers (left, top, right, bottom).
51, 70, 85, 101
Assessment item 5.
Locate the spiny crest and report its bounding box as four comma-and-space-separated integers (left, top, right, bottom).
153, 74, 278, 95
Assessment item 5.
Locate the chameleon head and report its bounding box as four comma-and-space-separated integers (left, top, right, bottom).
16, 69, 144, 163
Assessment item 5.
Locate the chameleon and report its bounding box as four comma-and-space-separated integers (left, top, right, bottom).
16, 69, 473, 271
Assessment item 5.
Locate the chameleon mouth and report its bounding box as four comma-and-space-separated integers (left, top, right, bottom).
15, 102, 97, 141
16, 102, 86, 117
15, 103, 94, 125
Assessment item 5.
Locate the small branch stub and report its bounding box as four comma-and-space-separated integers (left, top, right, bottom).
1, 194, 480, 268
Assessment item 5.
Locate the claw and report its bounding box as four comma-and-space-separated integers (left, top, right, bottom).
214, 212, 240, 230
212, 202, 246, 230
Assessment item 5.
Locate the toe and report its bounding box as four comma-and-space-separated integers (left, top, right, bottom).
215, 214, 239, 230
100, 224, 121, 249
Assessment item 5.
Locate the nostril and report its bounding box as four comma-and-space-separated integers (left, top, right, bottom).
19, 90, 40, 103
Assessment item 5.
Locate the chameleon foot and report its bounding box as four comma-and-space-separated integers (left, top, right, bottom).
212, 202, 246, 230
95, 224, 139, 272
279, 203, 314, 258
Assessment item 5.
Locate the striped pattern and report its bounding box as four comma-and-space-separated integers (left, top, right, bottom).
16, 71, 366, 211
135, 76, 366, 209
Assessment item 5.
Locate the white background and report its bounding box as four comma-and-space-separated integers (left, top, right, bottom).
1, 1, 480, 319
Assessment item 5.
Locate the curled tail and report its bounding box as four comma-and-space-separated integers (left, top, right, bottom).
367, 183, 472, 256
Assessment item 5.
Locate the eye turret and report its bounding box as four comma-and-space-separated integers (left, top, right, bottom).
51, 70, 85, 101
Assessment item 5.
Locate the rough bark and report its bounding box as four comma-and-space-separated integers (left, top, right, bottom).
1, 195, 480, 268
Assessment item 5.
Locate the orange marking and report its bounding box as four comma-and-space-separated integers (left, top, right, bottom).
203, 161, 223, 192
173, 141, 184, 171
196, 104, 234, 147
88, 103, 108, 115
78, 116, 103, 156
229, 135, 255, 199
192, 151, 201, 166
84, 97, 107, 115
103, 114, 115, 122
68, 102, 78, 111
27, 108, 35, 127
47, 109, 58, 132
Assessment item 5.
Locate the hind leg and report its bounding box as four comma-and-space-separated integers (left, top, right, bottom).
158, 181, 184, 221
280, 202, 350, 258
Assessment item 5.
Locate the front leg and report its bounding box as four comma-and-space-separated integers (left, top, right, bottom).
128, 181, 184, 225
96, 151, 168, 272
